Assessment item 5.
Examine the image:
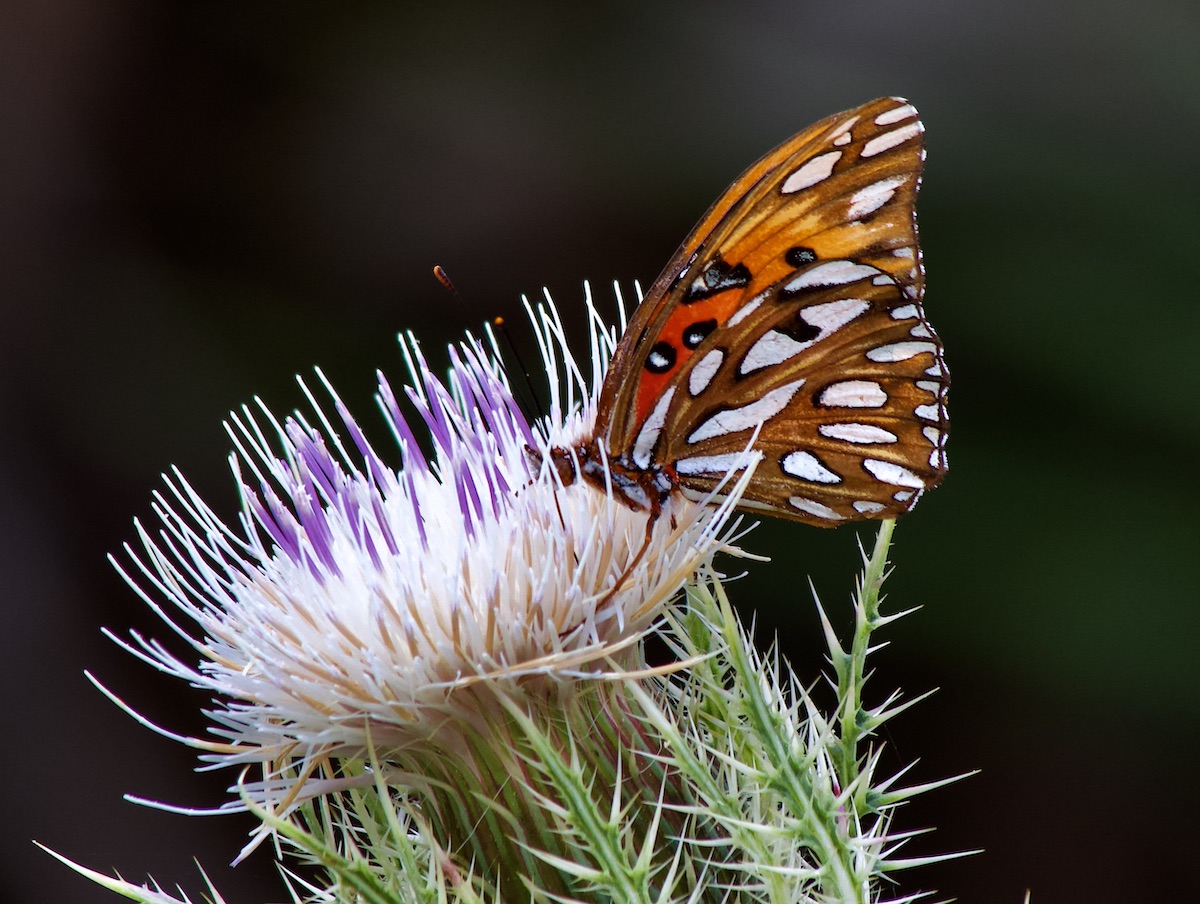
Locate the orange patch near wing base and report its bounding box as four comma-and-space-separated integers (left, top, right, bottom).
632, 289, 745, 425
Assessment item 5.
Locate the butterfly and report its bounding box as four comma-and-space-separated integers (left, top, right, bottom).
544, 97, 949, 527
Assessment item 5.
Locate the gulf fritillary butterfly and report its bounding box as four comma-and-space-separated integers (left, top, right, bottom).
546, 96, 949, 527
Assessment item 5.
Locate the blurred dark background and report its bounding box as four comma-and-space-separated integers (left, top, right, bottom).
3, 1, 1198, 901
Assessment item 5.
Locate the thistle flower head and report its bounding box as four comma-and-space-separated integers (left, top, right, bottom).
105, 287, 746, 809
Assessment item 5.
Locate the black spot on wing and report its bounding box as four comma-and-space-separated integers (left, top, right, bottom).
682, 319, 717, 349
785, 246, 817, 267
781, 316, 821, 343
684, 259, 751, 302
645, 341, 677, 374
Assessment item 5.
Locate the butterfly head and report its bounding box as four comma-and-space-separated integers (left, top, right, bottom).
529, 440, 675, 517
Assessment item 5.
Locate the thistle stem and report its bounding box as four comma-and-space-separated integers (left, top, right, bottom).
833, 519, 895, 812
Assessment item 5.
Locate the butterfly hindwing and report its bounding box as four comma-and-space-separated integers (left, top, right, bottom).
662, 268, 948, 524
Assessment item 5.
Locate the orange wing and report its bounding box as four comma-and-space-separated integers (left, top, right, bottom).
593, 96, 948, 526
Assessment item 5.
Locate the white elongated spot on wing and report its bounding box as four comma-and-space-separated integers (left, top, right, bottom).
781, 151, 842, 193
847, 175, 907, 219
631, 386, 676, 468
801, 297, 871, 332
688, 349, 724, 396
726, 291, 766, 327
853, 500, 887, 514
909, 322, 933, 338
784, 260, 880, 291
916, 380, 940, 393
789, 496, 844, 520
861, 121, 922, 158
674, 450, 763, 476
829, 114, 859, 144
818, 423, 898, 444
875, 104, 917, 126
893, 246, 915, 258
891, 304, 919, 320
782, 450, 840, 483
740, 330, 808, 374
833, 131, 852, 146
819, 380, 887, 408
687, 379, 805, 443
866, 340, 938, 362
893, 490, 914, 502
739, 298, 870, 376
863, 459, 925, 488
915, 403, 940, 421
923, 426, 942, 446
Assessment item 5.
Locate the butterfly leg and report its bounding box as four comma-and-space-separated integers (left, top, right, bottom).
591, 496, 661, 616
555, 505, 659, 644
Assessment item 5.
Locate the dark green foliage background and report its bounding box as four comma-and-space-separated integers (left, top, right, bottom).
3, 2, 1196, 901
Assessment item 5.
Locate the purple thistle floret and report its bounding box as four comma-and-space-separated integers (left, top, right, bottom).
228, 334, 535, 579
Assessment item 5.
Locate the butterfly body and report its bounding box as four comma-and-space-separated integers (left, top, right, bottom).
550, 97, 949, 527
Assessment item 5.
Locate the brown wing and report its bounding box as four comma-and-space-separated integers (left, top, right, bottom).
593, 96, 948, 526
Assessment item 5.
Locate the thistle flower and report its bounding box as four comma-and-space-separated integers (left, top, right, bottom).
57, 286, 964, 903
93, 288, 749, 866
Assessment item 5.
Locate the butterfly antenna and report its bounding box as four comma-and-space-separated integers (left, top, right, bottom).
491, 313, 547, 415
433, 264, 545, 419
434, 260, 549, 451
432, 263, 467, 309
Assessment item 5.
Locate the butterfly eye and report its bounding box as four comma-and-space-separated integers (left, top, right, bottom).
682, 319, 717, 350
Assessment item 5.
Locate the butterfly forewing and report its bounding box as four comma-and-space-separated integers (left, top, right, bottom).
592, 96, 948, 526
